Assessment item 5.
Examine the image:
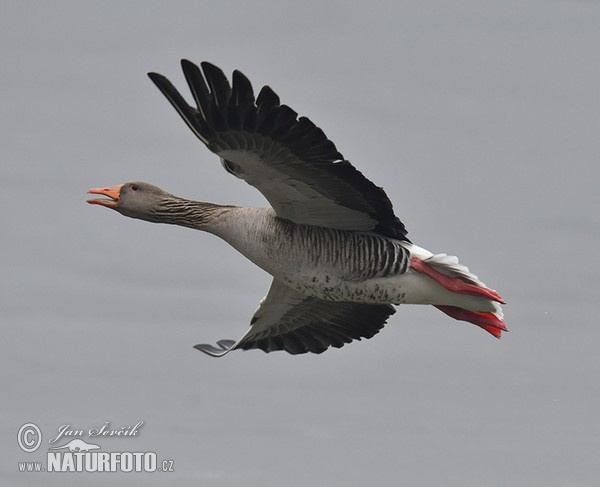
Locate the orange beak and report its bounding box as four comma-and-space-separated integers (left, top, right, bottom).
87, 184, 123, 209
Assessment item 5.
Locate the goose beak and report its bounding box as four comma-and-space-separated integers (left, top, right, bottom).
87, 184, 123, 208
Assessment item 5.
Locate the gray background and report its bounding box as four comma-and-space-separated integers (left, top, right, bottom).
2, 1, 599, 485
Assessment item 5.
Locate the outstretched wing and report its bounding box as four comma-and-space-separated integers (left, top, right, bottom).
193, 279, 396, 357
148, 60, 409, 241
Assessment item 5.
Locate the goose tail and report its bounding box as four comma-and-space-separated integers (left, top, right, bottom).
407, 245, 507, 337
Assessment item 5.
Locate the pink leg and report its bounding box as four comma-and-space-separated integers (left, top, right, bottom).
435, 305, 508, 338
411, 258, 506, 304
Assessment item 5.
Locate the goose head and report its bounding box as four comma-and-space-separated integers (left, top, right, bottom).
87, 181, 174, 222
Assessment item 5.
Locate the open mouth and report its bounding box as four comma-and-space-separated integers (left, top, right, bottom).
86, 185, 122, 208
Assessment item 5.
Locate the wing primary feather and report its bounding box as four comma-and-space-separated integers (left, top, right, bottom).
269, 105, 300, 139
180, 59, 211, 121
201, 62, 232, 109
257, 108, 279, 135
147, 72, 211, 145
256, 85, 280, 130
231, 70, 255, 130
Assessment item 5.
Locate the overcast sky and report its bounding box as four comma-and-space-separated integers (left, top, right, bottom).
3, 1, 600, 486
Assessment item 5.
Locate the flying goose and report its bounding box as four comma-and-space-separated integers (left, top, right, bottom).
88, 60, 506, 356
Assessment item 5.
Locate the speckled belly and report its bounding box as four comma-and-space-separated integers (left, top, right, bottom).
280, 272, 413, 305
278, 264, 460, 307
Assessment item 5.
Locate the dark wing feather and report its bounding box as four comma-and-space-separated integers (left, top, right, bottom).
148, 60, 408, 240
193, 280, 396, 357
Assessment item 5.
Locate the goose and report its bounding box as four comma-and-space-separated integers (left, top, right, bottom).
87, 60, 506, 357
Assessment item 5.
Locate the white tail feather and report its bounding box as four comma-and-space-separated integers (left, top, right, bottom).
405, 244, 485, 287
403, 243, 504, 319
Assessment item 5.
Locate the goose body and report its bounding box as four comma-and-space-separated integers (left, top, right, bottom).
88, 60, 506, 356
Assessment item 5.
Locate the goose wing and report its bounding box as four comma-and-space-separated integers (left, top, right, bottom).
148, 60, 408, 240
193, 279, 396, 357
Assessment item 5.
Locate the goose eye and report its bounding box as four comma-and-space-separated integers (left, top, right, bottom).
131, 184, 139, 191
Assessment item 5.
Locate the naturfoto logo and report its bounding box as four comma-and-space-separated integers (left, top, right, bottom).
17, 421, 175, 474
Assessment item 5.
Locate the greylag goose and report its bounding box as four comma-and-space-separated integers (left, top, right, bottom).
88, 60, 506, 356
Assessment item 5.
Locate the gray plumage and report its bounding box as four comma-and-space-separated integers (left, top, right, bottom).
87, 60, 507, 357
